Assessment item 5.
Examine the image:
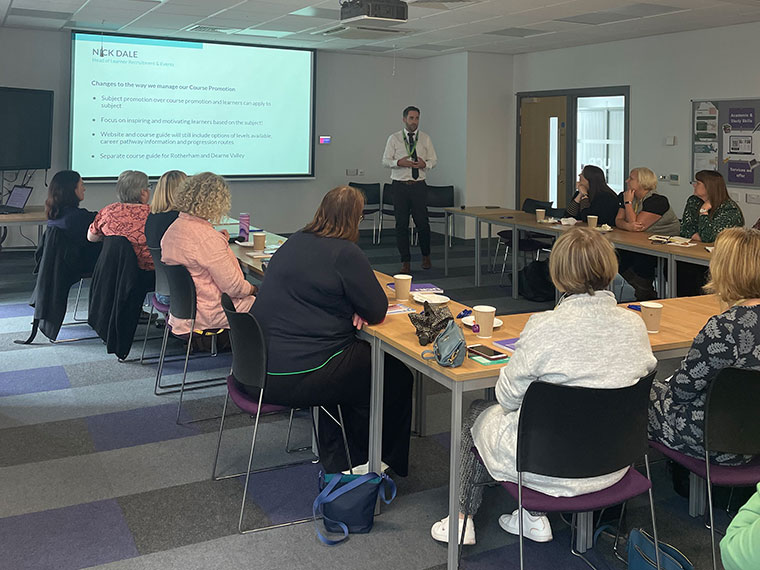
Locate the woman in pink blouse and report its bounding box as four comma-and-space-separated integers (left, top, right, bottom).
160, 172, 256, 336
87, 170, 154, 271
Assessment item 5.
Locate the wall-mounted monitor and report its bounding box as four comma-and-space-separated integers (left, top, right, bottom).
70, 32, 315, 179
0, 87, 54, 171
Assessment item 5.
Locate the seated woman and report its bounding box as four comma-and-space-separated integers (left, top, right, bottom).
87, 170, 154, 271
566, 165, 619, 227
649, 227, 760, 466
431, 227, 656, 545
677, 170, 745, 296
160, 172, 256, 338
145, 170, 186, 305
616, 167, 680, 300
251, 186, 413, 475
45, 169, 100, 273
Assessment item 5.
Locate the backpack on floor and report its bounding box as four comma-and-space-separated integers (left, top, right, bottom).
518, 260, 554, 302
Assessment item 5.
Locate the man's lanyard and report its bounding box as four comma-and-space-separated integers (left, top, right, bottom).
404, 131, 418, 157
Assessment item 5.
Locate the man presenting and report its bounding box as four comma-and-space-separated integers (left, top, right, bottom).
382, 106, 437, 273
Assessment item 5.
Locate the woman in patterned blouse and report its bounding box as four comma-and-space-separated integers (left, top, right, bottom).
649, 227, 760, 465
680, 170, 744, 243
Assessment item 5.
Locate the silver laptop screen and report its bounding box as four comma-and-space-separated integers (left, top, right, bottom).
6, 185, 32, 209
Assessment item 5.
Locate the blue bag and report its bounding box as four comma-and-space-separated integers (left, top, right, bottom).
421, 319, 466, 368
313, 471, 396, 545
627, 528, 694, 570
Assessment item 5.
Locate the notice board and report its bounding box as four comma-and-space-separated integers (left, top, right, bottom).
692, 99, 760, 188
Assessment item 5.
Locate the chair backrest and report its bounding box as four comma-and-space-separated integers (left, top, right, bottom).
382, 183, 395, 206
349, 182, 380, 205
705, 367, 760, 456
521, 198, 553, 214
221, 293, 267, 391
148, 247, 170, 297
426, 185, 455, 208
516, 370, 656, 478
162, 263, 196, 320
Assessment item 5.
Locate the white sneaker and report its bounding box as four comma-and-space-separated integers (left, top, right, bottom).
342, 461, 389, 475
498, 509, 553, 542
430, 516, 476, 545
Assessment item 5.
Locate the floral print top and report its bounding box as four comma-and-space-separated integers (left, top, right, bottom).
680, 195, 744, 243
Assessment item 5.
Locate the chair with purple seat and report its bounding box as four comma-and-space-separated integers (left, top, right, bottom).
139, 246, 172, 364
465, 370, 661, 570
649, 367, 760, 570
213, 293, 353, 534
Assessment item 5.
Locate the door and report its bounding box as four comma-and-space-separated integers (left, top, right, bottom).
518, 96, 567, 208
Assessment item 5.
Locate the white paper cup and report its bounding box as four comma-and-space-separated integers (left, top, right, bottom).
393, 274, 412, 301
536, 209, 546, 222
586, 215, 598, 228
640, 301, 663, 333
473, 305, 497, 338
252, 232, 266, 250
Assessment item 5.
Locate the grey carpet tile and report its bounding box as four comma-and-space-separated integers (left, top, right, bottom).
0, 417, 96, 467
116, 477, 271, 556
394, 436, 450, 496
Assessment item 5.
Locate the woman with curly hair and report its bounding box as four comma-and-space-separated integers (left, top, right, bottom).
160, 172, 256, 336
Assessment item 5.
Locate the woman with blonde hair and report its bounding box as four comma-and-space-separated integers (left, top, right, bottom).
616, 167, 681, 300
160, 172, 255, 337
251, 185, 413, 475
431, 227, 656, 546
145, 170, 186, 249
649, 227, 760, 466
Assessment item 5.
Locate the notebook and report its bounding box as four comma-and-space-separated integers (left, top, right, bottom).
0, 185, 33, 214
493, 338, 519, 353
386, 282, 444, 294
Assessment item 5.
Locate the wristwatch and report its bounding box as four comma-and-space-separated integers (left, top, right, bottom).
624, 201, 632, 205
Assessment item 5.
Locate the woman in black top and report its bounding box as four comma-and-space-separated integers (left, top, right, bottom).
566, 165, 619, 227
45, 170, 99, 272
251, 186, 413, 474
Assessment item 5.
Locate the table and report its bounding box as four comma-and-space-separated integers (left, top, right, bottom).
0, 205, 46, 249
230, 231, 286, 279
361, 284, 720, 570
444, 206, 714, 300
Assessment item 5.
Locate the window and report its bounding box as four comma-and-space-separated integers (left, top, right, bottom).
576, 96, 626, 191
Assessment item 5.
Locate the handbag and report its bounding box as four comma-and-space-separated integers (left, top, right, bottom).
408, 301, 454, 346
421, 318, 467, 368
313, 471, 397, 545
627, 528, 694, 570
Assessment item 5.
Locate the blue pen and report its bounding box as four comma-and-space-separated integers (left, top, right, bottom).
628, 304, 641, 312
456, 309, 472, 319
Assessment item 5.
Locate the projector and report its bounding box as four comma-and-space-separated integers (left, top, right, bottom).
340, 0, 408, 24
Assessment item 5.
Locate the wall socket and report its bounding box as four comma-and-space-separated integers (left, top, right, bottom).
357, 169, 365, 176
729, 191, 740, 201
346, 168, 358, 176
746, 192, 760, 205
668, 173, 679, 184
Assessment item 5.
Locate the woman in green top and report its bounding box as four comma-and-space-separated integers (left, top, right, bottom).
681, 170, 744, 243
721, 483, 760, 570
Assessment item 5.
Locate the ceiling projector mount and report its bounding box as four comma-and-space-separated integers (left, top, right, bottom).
339, 0, 409, 24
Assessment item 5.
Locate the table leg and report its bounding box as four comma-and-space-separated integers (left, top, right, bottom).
512, 226, 519, 300
447, 381, 464, 569
475, 220, 481, 287
368, 336, 385, 475
487, 223, 492, 269
656, 257, 665, 299
444, 212, 450, 277
668, 256, 677, 299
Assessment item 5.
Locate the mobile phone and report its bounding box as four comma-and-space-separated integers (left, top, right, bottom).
467, 344, 507, 360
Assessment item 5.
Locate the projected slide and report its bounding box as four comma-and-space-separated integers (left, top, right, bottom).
70, 33, 314, 178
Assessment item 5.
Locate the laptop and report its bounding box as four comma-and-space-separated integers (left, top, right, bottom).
0, 185, 33, 214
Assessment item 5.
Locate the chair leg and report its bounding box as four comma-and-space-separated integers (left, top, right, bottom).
238, 392, 263, 533
705, 453, 718, 570
336, 405, 353, 474
139, 302, 155, 364
175, 327, 195, 424
518, 473, 525, 570
154, 320, 171, 395
499, 246, 510, 286
569, 513, 598, 570
689, 471, 707, 517
211, 391, 231, 479
612, 501, 628, 564
645, 454, 663, 570
491, 241, 501, 272
72, 278, 87, 322
285, 409, 311, 453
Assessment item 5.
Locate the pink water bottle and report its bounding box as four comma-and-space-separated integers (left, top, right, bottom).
239, 213, 250, 241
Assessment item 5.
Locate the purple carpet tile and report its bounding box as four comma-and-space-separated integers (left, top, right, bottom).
0, 365, 71, 397
461, 529, 611, 569
85, 403, 201, 452
55, 324, 97, 340
0, 499, 139, 570
244, 461, 323, 524
0, 303, 34, 318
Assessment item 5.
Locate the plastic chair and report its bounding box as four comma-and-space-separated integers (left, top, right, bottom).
649, 367, 760, 570
213, 293, 353, 533
465, 371, 661, 570
140, 246, 172, 364
378, 183, 396, 243
350, 182, 381, 244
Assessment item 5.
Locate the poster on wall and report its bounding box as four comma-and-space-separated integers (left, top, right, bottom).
692, 98, 760, 188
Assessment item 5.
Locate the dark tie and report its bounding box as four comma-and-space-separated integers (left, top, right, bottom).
408, 132, 419, 180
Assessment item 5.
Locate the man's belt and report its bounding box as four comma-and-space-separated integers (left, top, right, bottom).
395, 179, 424, 185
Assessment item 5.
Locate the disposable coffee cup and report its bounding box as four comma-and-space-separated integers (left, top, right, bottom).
473, 305, 496, 338
393, 274, 412, 301
252, 232, 266, 250
536, 209, 546, 222
640, 301, 663, 333
587, 215, 598, 228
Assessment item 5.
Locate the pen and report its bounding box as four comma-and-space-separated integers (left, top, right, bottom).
499, 216, 514, 220
627, 304, 641, 312
456, 309, 472, 318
